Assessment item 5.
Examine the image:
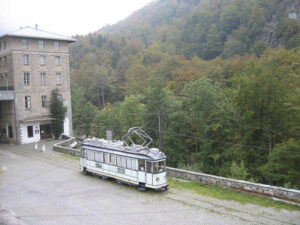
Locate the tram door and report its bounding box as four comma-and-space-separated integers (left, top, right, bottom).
146, 161, 153, 185
138, 160, 146, 183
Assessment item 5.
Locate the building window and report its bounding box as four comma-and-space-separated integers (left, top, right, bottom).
27, 126, 33, 138
54, 41, 59, 50
42, 95, 47, 107
55, 56, 60, 66
40, 72, 46, 85
4, 56, 7, 67
22, 39, 27, 48
56, 72, 61, 85
3, 41, 6, 50
25, 96, 31, 109
40, 55, 45, 65
23, 55, 29, 65
24, 72, 30, 85
38, 40, 44, 49
57, 94, 62, 101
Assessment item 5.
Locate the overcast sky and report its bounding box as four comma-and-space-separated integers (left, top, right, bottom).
0, 0, 153, 37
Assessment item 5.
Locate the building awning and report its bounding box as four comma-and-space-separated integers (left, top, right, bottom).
21, 116, 55, 123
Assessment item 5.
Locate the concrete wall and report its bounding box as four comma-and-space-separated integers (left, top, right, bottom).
20, 122, 40, 144
167, 167, 300, 203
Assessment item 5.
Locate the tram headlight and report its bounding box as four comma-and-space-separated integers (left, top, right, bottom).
156, 177, 160, 182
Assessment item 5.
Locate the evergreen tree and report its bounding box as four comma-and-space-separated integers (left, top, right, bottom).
50, 89, 67, 138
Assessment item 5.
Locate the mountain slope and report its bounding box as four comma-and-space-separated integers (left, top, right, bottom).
97, 0, 300, 59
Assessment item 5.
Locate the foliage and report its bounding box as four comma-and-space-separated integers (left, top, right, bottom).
260, 139, 300, 188
230, 160, 250, 180
49, 89, 67, 138
68, 0, 300, 189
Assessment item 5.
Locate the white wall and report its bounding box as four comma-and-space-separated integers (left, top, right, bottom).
63, 117, 70, 136
20, 122, 40, 144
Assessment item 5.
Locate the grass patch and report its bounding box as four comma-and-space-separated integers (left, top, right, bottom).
168, 178, 300, 211
54, 153, 80, 161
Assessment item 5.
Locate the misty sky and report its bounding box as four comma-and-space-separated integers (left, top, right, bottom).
0, 0, 153, 37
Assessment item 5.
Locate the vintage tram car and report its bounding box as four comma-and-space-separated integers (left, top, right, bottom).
80, 128, 168, 191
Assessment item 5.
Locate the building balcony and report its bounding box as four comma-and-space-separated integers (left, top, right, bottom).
0, 86, 14, 100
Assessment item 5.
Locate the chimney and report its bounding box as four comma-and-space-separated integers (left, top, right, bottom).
35, 24, 38, 30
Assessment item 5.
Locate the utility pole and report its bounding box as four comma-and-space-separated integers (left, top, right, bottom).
101, 73, 105, 108
158, 111, 162, 151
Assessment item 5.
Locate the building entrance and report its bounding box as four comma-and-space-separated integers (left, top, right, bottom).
40, 124, 52, 139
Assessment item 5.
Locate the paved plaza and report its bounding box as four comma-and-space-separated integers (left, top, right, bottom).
0, 141, 299, 225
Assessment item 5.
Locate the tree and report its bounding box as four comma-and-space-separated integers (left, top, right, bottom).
50, 89, 67, 138
231, 47, 300, 180
230, 160, 249, 180
123, 59, 149, 95
182, 77, 236, 174
260, 139, 300, 188
90, 103, 122, 139
71, 81, 85, 127
119, 95, 145, 134
78, 102, 98, 136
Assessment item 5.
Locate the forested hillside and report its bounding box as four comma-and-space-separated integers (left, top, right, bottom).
69, 0, 300, 188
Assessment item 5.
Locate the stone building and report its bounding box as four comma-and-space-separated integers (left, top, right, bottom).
0, 26, 76, 144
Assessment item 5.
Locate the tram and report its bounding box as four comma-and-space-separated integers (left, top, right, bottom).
80, 127, 168, 191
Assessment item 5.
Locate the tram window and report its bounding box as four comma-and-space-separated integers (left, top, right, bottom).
132, 159, 136, 170
121, 157, 126, 168
104, 153, 109, 164
87, 151, 95, 161
146, 161, 153, 173
153, 162, 159, 173
138, 160, 145, 171
95, 152, 103, 162
126, 158, 132, 170
116, 156, 122, 167
158, 160, 166, 172
110, 154, 116, 165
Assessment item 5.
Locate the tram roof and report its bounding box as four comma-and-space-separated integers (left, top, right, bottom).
81, 138, 166, 161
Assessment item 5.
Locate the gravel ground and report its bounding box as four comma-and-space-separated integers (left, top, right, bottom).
0, 141, 299, 225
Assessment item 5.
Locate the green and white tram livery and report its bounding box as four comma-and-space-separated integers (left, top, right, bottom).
80, 128, 168, 191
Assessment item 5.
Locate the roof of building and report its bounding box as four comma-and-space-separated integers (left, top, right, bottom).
0, 26, 77, 42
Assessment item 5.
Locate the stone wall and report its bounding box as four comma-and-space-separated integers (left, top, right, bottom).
52, 138, 300, 203
53, 137, 80, 156
167, 167, 300, 203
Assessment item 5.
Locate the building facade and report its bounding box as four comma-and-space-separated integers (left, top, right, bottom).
0, 26, 76, 144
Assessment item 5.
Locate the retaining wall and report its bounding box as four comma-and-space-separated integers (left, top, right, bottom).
52, 138, 300, 203
53, 137, 80, 156
167, 167, 300, 203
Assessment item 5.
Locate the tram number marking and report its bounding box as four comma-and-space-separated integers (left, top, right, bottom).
118, 168, 125, 174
